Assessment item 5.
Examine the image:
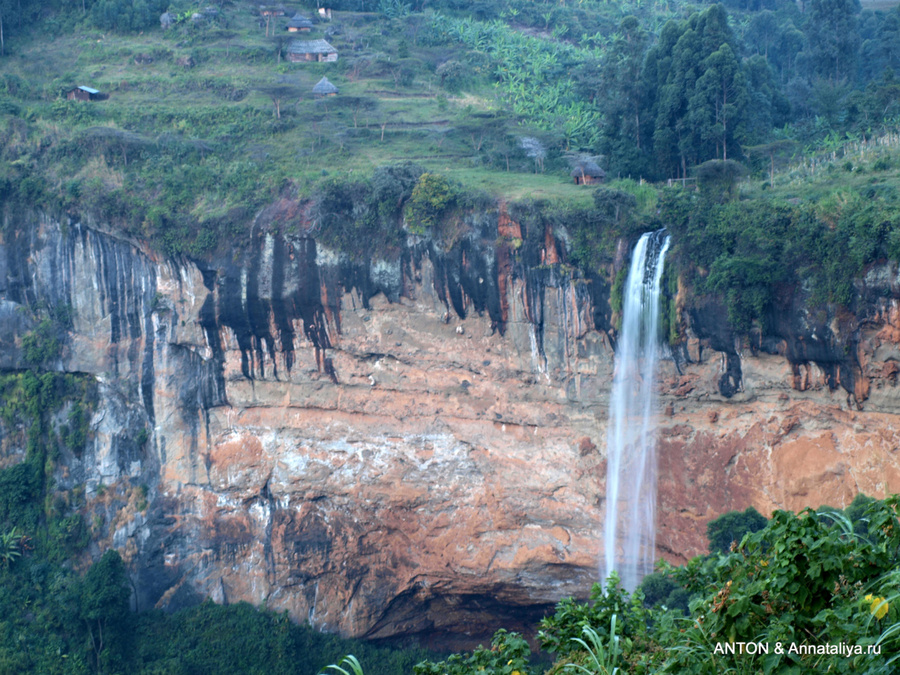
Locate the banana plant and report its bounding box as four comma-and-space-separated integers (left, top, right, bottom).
0, 527, 21, 570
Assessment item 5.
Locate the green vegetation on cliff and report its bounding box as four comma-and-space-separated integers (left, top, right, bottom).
0, 367, 433, 674
414, 495, 900, 674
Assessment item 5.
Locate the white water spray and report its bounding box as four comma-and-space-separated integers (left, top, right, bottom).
602, 229, 671, 592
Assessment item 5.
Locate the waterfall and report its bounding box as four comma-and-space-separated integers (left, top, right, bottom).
602, 229, 671, 592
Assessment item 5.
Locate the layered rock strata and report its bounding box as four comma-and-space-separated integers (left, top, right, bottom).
3, 209, 900, 646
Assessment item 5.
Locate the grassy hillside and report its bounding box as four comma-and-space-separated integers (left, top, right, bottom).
3, 0, 900, 261
0, 2, 596, 253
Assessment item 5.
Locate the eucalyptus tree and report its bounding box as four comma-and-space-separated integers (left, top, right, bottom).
746, 10, 778, 61
645, 5, 749, 178
690, 42, 747, 160
804, 0, 862, 83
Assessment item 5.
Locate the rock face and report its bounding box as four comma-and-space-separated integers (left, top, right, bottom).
4, 209, 900, 647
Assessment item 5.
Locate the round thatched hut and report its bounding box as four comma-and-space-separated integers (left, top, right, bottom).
312, 77, 339, 97
571, 160, 606, 185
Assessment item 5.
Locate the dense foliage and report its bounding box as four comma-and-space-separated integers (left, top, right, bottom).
415, 495, 900, 675
658, 162, 900, 330
413, 629, 535, 675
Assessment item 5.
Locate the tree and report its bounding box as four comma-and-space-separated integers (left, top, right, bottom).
809, 77, 852, 128
256, 82, 302, 119
407, 173, 457, 233
80, 549, 131, 673
742, 55, 790, 143
0, 0, 5, 58
519, 136, 545, 173
744, 139, 799, 187
746, 10, 779, 61
91, 0, 167, 33
593, 187, 637, 225
706, 506, 767, 553
771, 20, 805, 83
690, 43, 747, 160
804, 0, 862, 82
269, 34, 290, 64
645, 5, 752, 178
597, 16, 652, 178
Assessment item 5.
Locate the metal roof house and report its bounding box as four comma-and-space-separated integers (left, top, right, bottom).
286, 13, 314, 32
287, 39, 338, 62
312, 77, 339, 97
67, 86, 102, 102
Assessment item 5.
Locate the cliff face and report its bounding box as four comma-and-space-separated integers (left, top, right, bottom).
3, 209, 900, 646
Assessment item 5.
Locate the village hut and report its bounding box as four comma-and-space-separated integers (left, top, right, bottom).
287, 39, 338, 62
286, 13, 314, 32
571, 159, 606, 185
312, 77, 339, 97
67, 86, 102, 102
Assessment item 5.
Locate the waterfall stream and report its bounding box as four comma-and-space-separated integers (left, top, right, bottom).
602, 229, 671, 592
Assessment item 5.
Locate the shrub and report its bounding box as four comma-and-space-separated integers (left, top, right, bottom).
91, 0, 169, 33
406, 172, 458, 234
537, 573, 648, 659
414, 629, 535, 675
706, 506, 768, 554
436, 60, 467, 91
21, 318, 61, 366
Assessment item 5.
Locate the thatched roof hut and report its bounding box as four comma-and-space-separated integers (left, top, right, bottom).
312, 77, 338, 97
287, 39, 338, 62
286, 13, 314, 32
571, 160, 606, 185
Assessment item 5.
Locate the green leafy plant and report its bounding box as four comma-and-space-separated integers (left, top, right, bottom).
322, 654, 365, 675
407, 172, 458, 234
414, 628, 535, 675
21, 318, 61, 366
0, 527, 22, 569
564, 619, 621, 675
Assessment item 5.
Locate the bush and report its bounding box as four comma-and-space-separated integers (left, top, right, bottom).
436, 60, 467, 91
406, 172, 458, 234
91, 0, 169, 33
21, 318, 61, 366
414, 629, 536, 675
537, 574, 648, 659
706, 506, 768, 554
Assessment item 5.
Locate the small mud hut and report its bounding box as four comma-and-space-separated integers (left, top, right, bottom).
312, 77, 339, 97
286, 13, 314, 32
571, 160, 606, 185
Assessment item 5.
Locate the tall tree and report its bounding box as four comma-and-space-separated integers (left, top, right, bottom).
645, 5, 752, 178
804, 0, 861, 83
690, 43, 747, 160
746, 10, 779, 61
597, 15, 652, 178
80, 549, 131, 674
